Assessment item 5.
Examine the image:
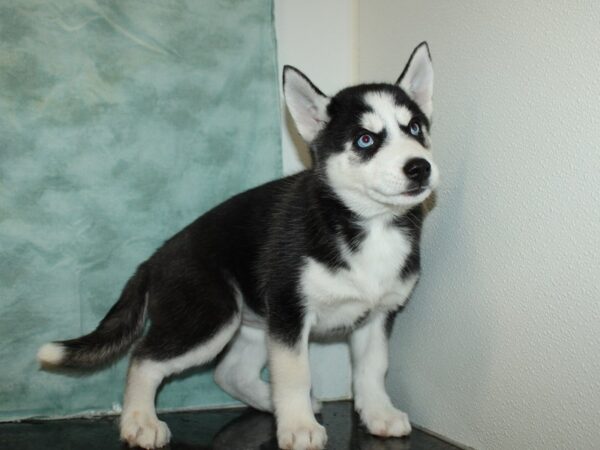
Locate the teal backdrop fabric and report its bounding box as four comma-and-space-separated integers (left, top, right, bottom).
0, 0, 281, 420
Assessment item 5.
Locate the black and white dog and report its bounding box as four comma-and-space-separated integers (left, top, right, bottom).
38, 42, 438, 450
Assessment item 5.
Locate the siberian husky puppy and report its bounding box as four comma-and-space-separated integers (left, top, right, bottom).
38, 42, 438, 450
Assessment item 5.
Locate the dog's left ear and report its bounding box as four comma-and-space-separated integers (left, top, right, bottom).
396, 42, 434, 118
283, 66, 330, 143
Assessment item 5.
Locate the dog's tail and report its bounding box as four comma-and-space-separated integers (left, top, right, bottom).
37, 263, 150, 370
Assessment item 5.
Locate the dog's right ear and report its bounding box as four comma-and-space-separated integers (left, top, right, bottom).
283, 66, 330, 143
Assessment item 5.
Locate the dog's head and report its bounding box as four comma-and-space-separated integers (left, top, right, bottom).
284, 42, 438, 218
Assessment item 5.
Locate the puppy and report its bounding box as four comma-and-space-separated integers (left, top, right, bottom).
38, 42, 438, 450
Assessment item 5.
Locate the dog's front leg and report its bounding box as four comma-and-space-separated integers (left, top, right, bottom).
269, 316, 327, 450
350, 312, 412, 438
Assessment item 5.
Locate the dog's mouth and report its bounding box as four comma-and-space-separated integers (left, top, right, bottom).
367, 185, 431, 207
402, 186, 428, 196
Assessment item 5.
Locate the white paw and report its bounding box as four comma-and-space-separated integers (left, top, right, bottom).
360, 407, 412, 438
120, 411, 171, 449
277, 420, 327, 450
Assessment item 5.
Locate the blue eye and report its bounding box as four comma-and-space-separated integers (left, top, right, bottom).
356, 134, 375, 148
409, 121, 421, 136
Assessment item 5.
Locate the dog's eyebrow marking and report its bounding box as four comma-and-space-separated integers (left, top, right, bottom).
363, 91, 414, 138
364, 91, 397, 118
360, 112, 385, 134
395, 106, 412, 126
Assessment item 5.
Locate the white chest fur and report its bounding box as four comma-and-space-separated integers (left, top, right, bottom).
301, 218, 419, 333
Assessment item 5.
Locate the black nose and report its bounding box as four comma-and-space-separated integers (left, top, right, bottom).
403, 158, 431, 184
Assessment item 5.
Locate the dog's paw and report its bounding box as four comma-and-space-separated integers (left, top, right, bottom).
360, 407, 411, 438
277, 420, 327, 450
120, 411, 171, 449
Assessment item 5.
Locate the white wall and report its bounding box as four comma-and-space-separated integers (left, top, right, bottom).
274, 0, 357, 401
359, 1, 600, 449
275, 0, 357, 173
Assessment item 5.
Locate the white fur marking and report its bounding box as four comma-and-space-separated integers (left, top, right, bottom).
360, 111, 385, 133
395, 106, 413, 126
37, 343, 65, 366
302, 218, 417, 334
363, 92, 404, 140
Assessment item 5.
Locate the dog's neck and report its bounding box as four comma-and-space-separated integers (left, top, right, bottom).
307, 169, 420, 240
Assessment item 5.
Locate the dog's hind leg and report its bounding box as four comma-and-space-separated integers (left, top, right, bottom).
214, 324, 272, 412
120, 314, 240, 449
120, 271, 241, 449
214, 324, 323, 414
120, 359, 172, 449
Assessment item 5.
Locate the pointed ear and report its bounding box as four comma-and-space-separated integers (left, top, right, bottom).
396, 42, 434, 118
283, 66, 330, 143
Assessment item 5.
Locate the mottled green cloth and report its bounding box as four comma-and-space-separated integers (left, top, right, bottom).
0, 0, 281, 420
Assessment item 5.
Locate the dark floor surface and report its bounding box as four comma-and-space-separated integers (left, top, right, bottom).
0, 401, 461, 450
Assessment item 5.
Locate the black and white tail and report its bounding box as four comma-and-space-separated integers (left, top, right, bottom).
37, 264, 150, 369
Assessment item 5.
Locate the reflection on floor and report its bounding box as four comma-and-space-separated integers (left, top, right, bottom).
0, 401, 462, 450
